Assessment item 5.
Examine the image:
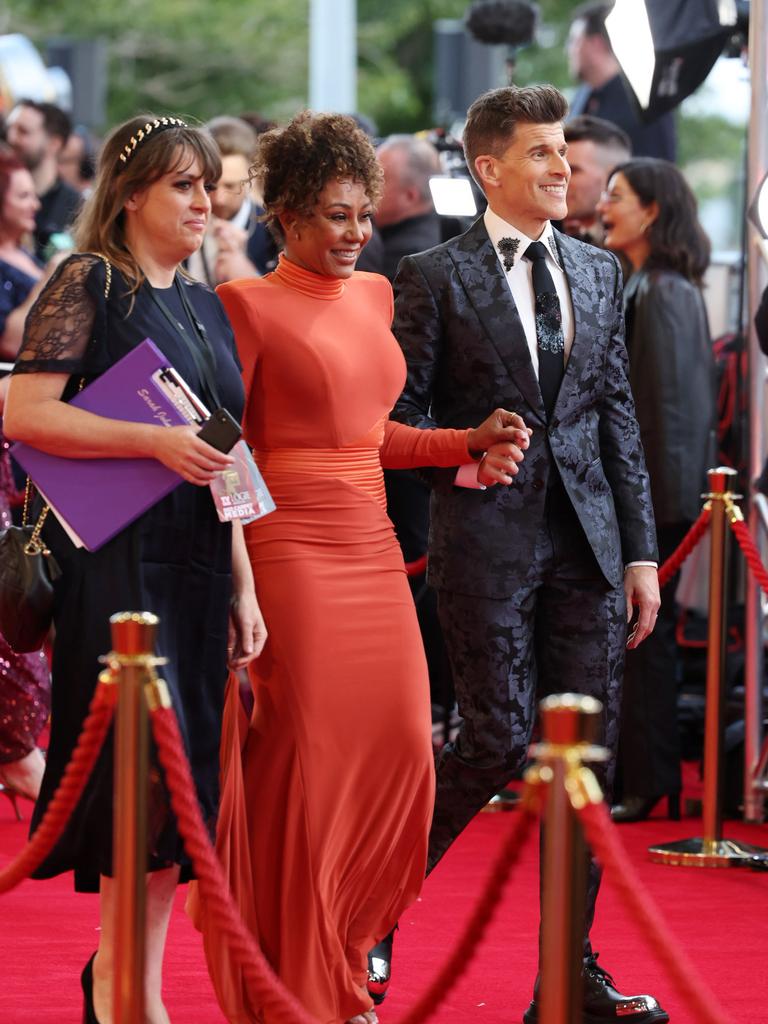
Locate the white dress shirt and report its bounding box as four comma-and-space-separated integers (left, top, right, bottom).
455, 208, 573, 489
482, 205, 575, 376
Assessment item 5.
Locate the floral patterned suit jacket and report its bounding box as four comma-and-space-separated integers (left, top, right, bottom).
391, 217, 658, 598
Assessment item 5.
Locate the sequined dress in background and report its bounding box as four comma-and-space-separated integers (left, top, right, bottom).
0, 430, 50, 766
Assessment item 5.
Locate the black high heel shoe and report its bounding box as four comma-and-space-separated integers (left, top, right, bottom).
81, 952, 100, 1024
611, 792, 681, 823
367, 926, 397, 1005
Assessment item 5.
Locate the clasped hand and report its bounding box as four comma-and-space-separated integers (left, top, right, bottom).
467, 408, 532, 487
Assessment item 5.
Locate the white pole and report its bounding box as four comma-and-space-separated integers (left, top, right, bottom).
744, 0, 768, 823
309, 0, 357, 113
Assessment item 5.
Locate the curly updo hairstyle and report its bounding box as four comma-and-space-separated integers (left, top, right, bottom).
252, 111, 383, 242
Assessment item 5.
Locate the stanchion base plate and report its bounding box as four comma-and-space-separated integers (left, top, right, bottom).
648, 836, 768, 868
481, 790, 520, 813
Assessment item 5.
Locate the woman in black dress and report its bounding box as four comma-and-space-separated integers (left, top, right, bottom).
4, 115, 266, 1024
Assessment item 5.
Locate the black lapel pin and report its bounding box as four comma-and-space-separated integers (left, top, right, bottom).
498, 237, 520, 272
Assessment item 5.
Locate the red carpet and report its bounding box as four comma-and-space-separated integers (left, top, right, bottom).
1, 791, 767, 1023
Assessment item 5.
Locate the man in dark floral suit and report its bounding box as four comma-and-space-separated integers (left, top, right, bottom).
389, 84, 666, 1024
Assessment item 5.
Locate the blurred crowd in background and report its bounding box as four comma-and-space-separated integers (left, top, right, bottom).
0, 0, 752, 824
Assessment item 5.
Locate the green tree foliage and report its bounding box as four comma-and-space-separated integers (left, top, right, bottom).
0, 0, 579, 130
357, 0, 466, 133
1, 0, 310, 125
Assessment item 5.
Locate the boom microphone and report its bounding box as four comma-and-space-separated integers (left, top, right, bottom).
465, 0, 540, 48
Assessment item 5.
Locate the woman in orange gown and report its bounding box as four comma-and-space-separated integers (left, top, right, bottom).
193, 112, 529, 1024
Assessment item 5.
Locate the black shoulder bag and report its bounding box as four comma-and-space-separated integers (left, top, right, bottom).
0, 254, 112, 652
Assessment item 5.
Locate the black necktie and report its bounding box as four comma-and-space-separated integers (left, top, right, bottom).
523, 240, 564, 417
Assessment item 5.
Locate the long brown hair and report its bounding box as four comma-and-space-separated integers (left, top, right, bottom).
610, 158, 710, 286
74, 114, 221, 290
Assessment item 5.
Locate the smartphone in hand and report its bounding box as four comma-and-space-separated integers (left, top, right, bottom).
197, 408, 242, 453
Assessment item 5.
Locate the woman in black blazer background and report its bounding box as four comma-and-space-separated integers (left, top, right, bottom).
598, 157, 715, 821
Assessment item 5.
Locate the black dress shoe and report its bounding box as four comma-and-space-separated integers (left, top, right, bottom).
522, 952, 669, 1023
367, 928, 395, 1005
81, 952, 100, 1024
611, 793, 681, 823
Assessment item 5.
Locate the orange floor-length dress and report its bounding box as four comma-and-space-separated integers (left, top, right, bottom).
193, 256, 476, 1024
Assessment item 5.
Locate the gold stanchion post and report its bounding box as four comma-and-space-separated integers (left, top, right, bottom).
649, 467, 768, 867
532, 694, 607, 1024
108, 612, 161, 1024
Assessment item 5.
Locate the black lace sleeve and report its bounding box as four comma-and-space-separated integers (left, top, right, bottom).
13, 253, 103, 376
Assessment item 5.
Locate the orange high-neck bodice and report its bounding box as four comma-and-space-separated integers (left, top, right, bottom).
272, 254, 346, 300
219, 259, 403, 508
218, 260, 470, 511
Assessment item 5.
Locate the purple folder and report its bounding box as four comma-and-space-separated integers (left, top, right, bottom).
12, 339, 192, 552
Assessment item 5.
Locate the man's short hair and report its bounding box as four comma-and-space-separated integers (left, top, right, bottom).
378, 134, 441, 202
564, 114, 630, 154
463, 85, 568, 185
205, 116, 258, 161
570, 1, 613, 41
16, 99, 72, 145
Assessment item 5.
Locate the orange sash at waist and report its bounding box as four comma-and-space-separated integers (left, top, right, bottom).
253, 446, 386, 508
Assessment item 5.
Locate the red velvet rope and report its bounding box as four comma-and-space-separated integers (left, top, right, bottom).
576, 800, 733, 1024
0, 643, 740, 1023
152, 701, 539, 1024
152, 705, 316, 1024
657, 507, 711, 589
0, 680, 117, 894
396, 799, 537, 1024
729, 518, 768, 595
